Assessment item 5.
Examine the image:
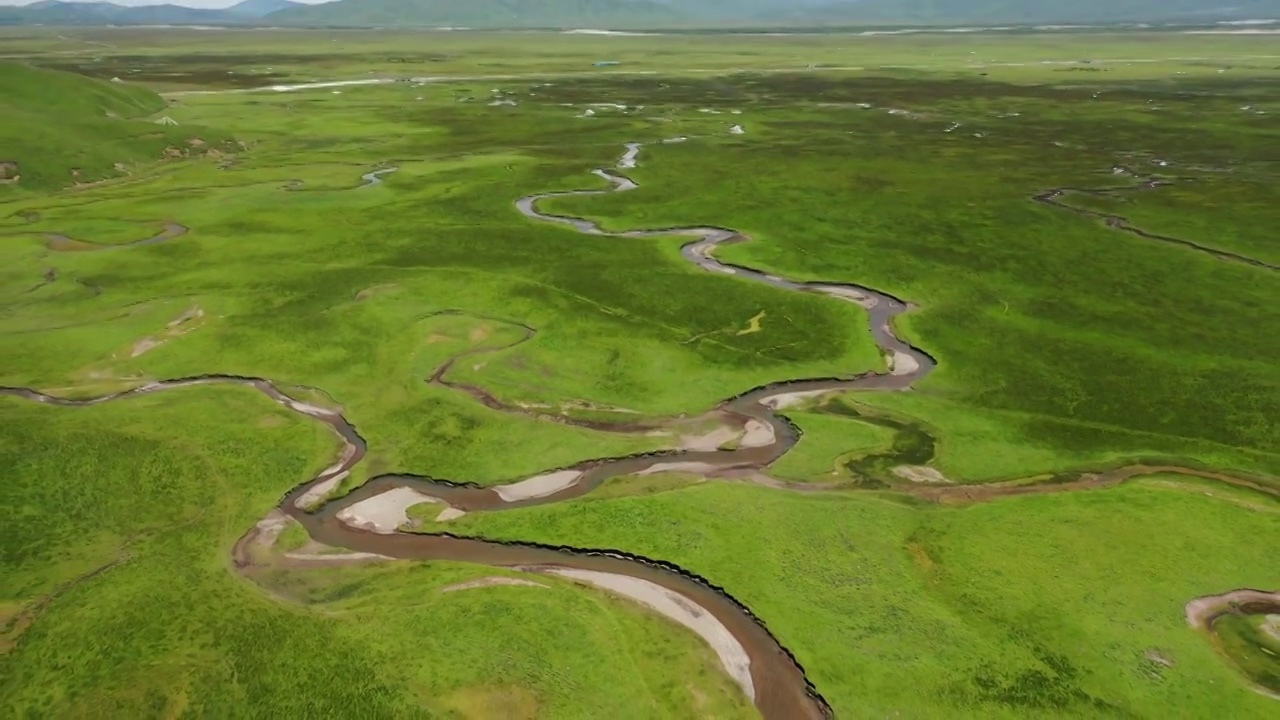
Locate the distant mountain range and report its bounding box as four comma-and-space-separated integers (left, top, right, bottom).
269, 0, 677, 28
0, 0, 230, 25
226, 0, 303, 17
1, 0, 1275, 29
764, 1, 1280, 25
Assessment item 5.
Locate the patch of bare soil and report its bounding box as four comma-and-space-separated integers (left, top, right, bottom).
759, 389, 832, 411
810, 285, 877, 309
252, 509, 291, 548
439, 576, 548, 593
293, 471, 343, 509
284, 548, 388, 563
127, 305, 205, 358
678, 424, 741, 452
888, 350, 920, 377
541, 567, 755, 701
436, 507, 467, 522
893, 465, 952, 484
1263, 615, 1280, 642
638, 461, 721, 476
494, 470, 583, 502
336, 487, 441, 534
739, 420, 775, 449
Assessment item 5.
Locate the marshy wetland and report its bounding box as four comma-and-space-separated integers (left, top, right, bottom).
2, 26, 1277, 719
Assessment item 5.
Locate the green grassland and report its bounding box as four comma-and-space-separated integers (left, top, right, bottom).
0, 62, 234, 191
770, 407, 896, 482
535, 72, 1278, 476
0, 391, 754, 718
2, 26, 1277, 719
440, 479, 1280, 717
6, 26, 1279, 91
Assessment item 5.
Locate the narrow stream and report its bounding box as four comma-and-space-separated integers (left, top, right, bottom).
13, 142, 1270, 718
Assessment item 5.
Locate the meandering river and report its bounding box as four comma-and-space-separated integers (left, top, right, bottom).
6, 142, 1275, 717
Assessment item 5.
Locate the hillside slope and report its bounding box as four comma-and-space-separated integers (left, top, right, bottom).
0, 0, 1272, 27
268, 0, 682, 27
0, 64, 222, 192
775, 0, 1280, 25
0, 1, 235, 26
227, 0, 304, 17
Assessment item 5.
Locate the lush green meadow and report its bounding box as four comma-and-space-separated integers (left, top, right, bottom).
1, 392, 753, 718
440, 478, 1280, 717
2, 26, 1277, 718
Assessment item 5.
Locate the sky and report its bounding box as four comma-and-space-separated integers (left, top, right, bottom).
0, 0, 331, 6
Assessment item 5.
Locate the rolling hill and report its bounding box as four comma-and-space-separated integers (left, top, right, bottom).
771, 0, 1280, 25
0, 1, 234, 26
0, 0, 1272, 28
268, 0, 682, 28
0, 63, 226, 191
226, 0, 304, 17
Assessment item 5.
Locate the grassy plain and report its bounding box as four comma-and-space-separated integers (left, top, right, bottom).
443, 479, 1280, 717
1, 391, 753, 718
2, 25, 1277, 719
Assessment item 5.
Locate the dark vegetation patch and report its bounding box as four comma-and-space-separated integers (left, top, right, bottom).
953, 648, 1129, 715
37, 52, 455, 89
811, 398, 938, 488
1212, 611, 1280, 694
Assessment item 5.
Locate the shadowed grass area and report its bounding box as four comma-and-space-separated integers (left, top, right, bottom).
1211, 613, 1280, 696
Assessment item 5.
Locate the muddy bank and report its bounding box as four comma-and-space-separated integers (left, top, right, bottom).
1186, 589, 1280, 699
540, 566, 755, 698
1186, 589, 1280, 631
